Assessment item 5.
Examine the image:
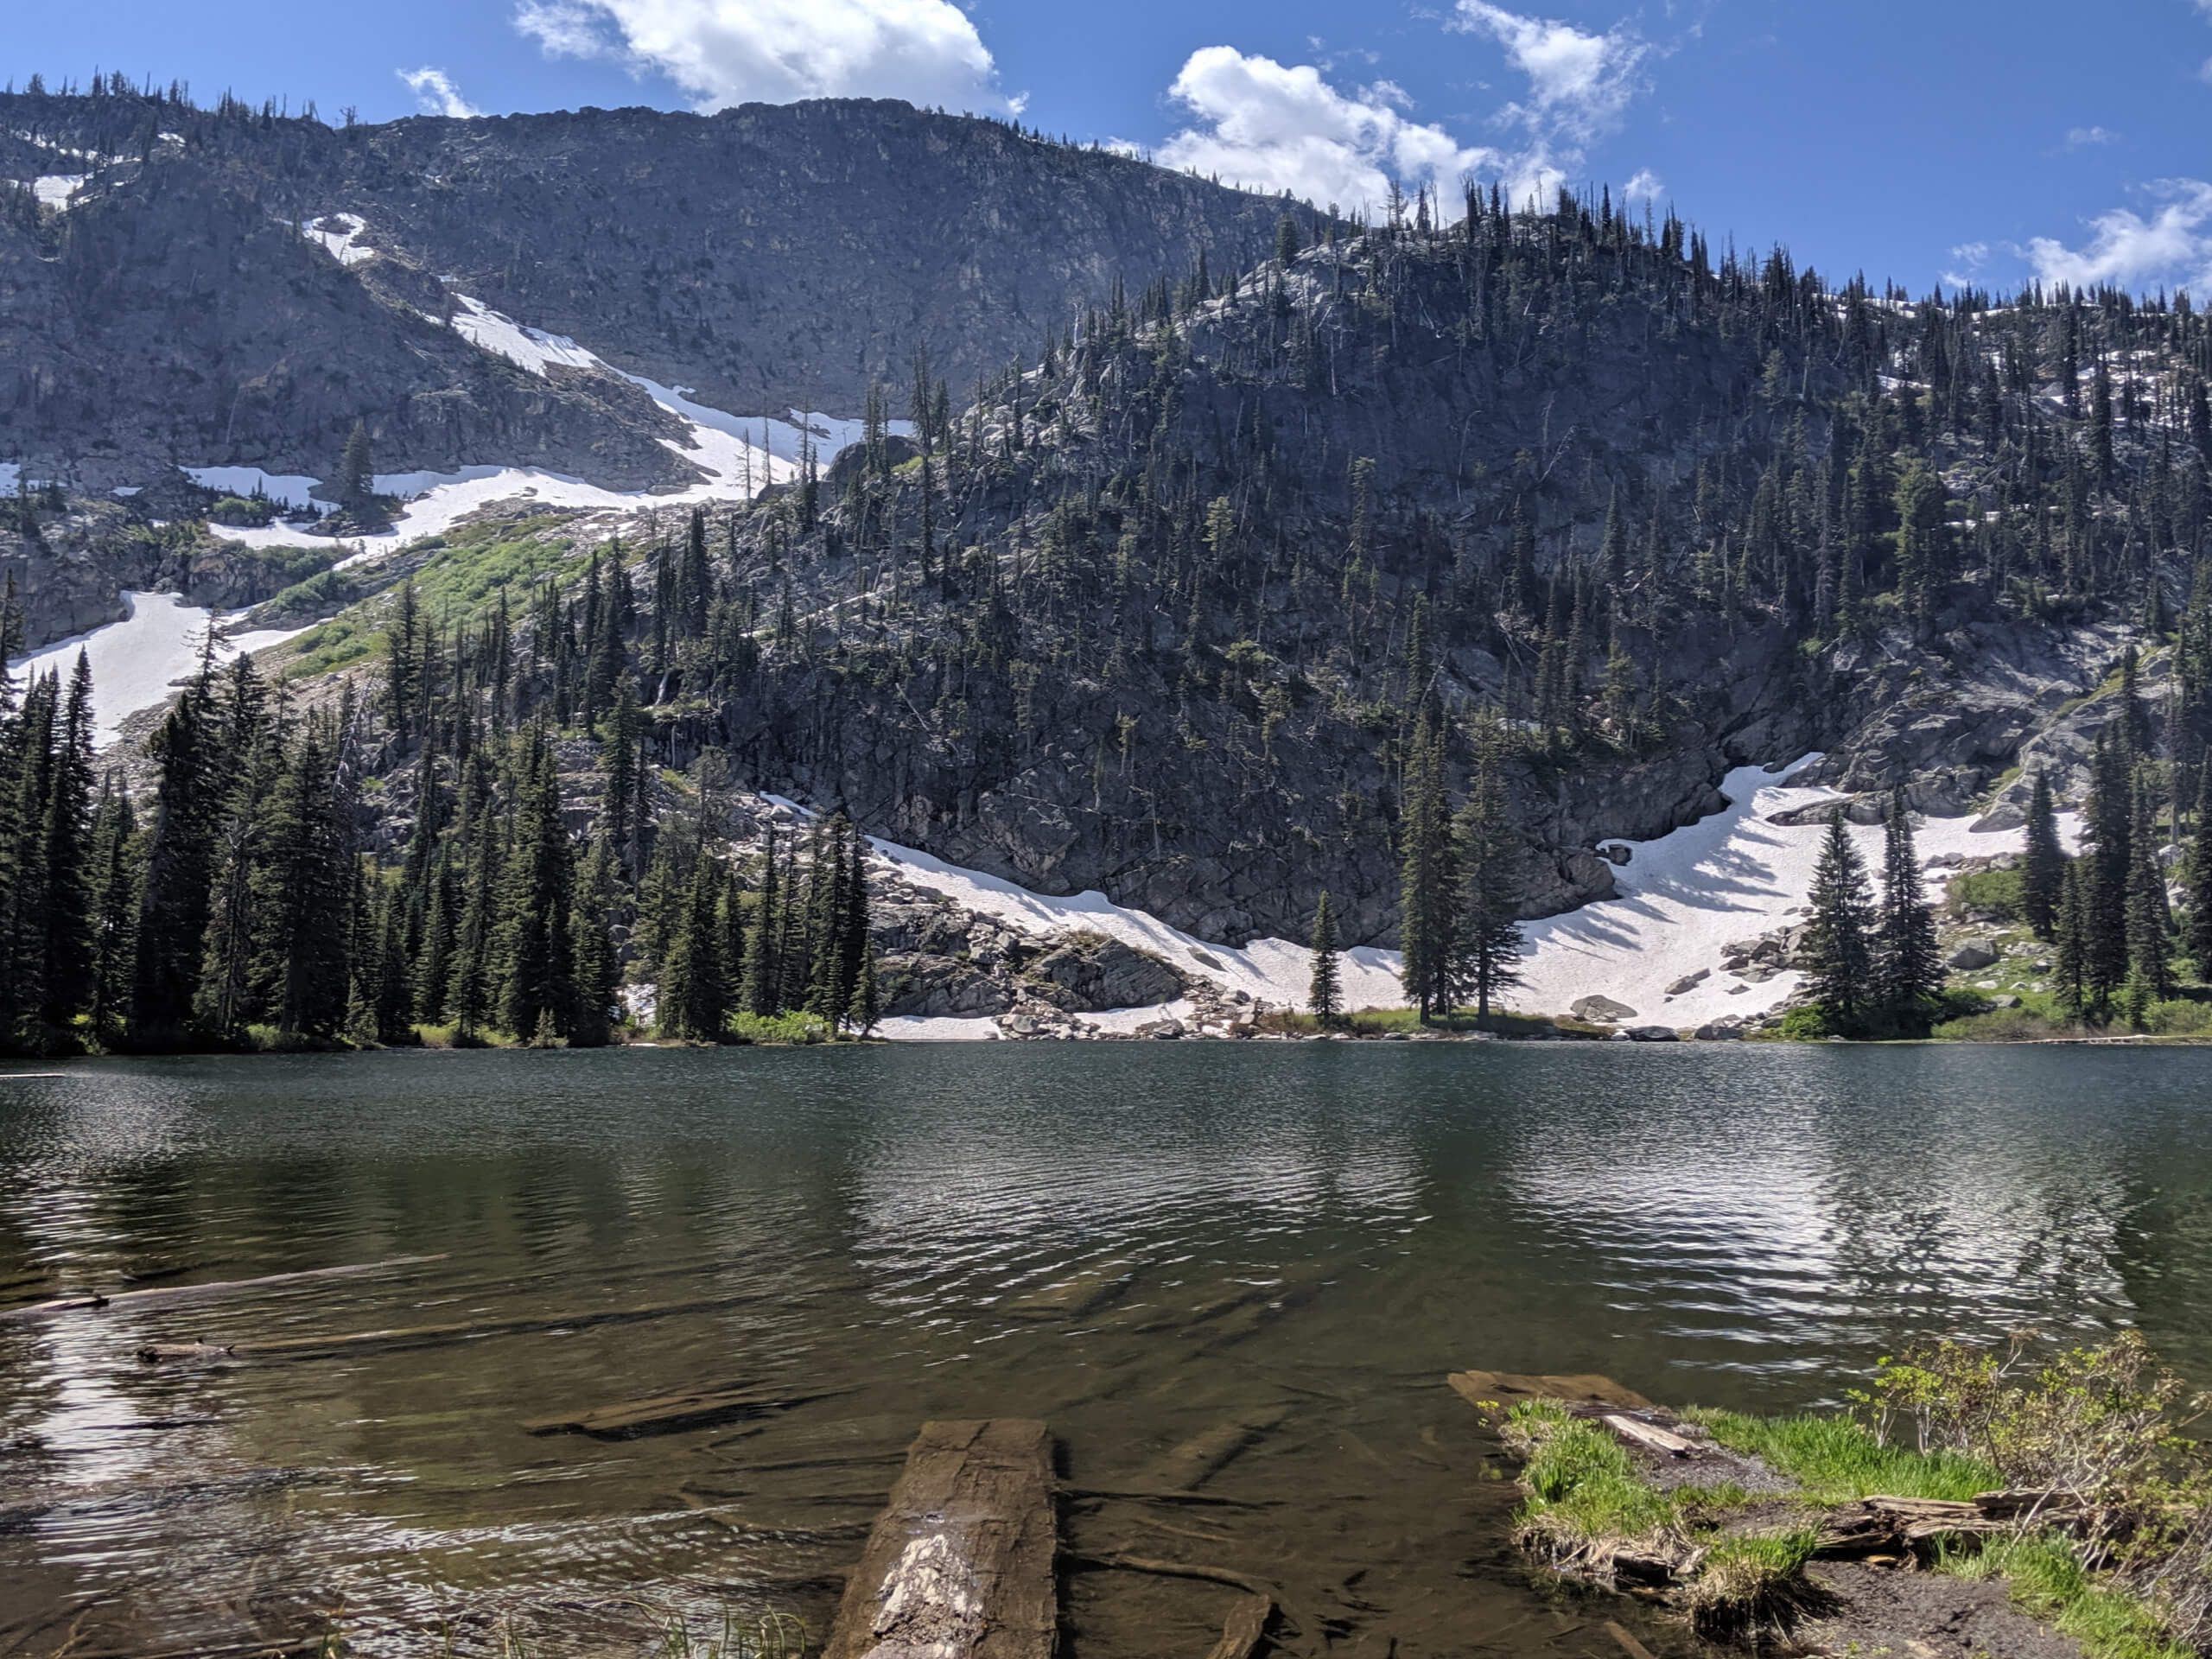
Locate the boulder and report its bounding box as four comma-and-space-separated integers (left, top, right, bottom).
1947, 941, 1999, 970
1598, 842, 1633, 866
1625, 1026, 1679, 1042
1692, 1023, 1745, 1040
1134, 1020, 1185, 1040
880, 954, 1015, 1017
1569, 995, 1638, 1023
1664, 969, 1710, 996
1023, 931, 1190, 1011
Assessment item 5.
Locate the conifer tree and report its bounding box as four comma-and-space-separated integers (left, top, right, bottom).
85, 781, 137, 1048
1396, 709, 1455, 1020
495, 734, 575, 1040
1451, 726, 1524, 1021
339, 419, 376, 506
2020, 773, 2066, 938
2189, 767, 2212, 981
845, 938, 880, 1036
569, 836, 622, 1047
130, 672, 225, 1046
1306, 890, 1342, 1020
37, 652, 95, 1030
1802, 811, 1876, 1026
2124, 776, 2172, 1005
2081, 730, 2133, 1010
2054, 859, 2091, 1017
742, 823, 782, 1017
660, 851, 728, 1041
254, 722, 354, 1041
1873, 789, 1943, 1020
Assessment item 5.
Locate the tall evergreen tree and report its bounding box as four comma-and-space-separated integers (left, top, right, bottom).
569, 836, 622, 1047
660, 850, 728, 1041
130, 673, 225, 1046
2189, 766, 2212, 982
253, 722, 354, 1041
2124, 775, 2173, 1005
2020, 772, 2066, 938
1802, 811, 1876, 1025
1306, 890, 1342, 1020
495, 734, 576, 1041
1450, 727, 1525, 1021
1873, 789, 1944, 1019
85, 781, 138, 1049
742, 823, 782, 1017
36, 652, 96, 1030
1396, 709, 1456, 1020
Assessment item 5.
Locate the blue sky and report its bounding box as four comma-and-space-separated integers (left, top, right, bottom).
15, 1, 2212, 298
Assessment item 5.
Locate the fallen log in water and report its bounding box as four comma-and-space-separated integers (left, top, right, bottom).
1445, 1370, 1655, 1415
136, 1340, 234, 1365
1000, 1268, 1128, 1320
1, 1254, 450, 1319
823, 1418, 1058, 1659
1151, 1404, 1292, 1491
1203, 1592, 1272, 1659
525, 1384, 839, 1440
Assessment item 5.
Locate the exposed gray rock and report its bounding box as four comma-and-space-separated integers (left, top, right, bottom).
1665, 969, 1710, 996
1625, 1026, 1679, 1042
1022, 931, 1189, 1012
1570, 995, 1638, 1023
1947, 941, 1999, 970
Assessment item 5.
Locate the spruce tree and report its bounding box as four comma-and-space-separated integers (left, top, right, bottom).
2124, 776, 2172, 1004
2189, 766, 2212, 981
1451, 728, 1525, 1021
1396, 710, 1455, 1020
494, 734, 575, 1040
1873, 789, 1943, 1021
254, 723, 353, 1042
85, 781, 137, 1049
569, 836, 621, 1047
2081, 730, 2133, 1013
36, 652, 95, 1030
2020, 773, 2065, 938
1306, 890, 1342, 1021
660, 852, 728, 1041
2054, 859, 2091, 1018
340, 419, 375, 506
742, 823, 782, 1017
130, 673, 224, 1046
1802, 810, 1876, 1027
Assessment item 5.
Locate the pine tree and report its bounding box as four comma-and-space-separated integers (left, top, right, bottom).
1802, 810, 1876, 1026
2124, 775, 2172, 1005
569, 836, 621, 1047
1306, 890, 1342, 1021
2081, 730, 2133, 1013
2189, 766, 2212, 981
2020, 773, 2066, 938
37, 652, 96, 1030
85, 781, 137, 1048
339, 419, 376, 506
742, 823, 782, 1016
2054, 859, 2091, 1017
1873, 789, 1943, 1020
845, 938, 880, 1036
494, 734, 575, 1040
660, 851, 728, 1041
1450, 727, 1525, 1021
254, 723, 353, 1042
130, 673, 225, 1046
1396, 710, 1455, 1020
602, 676, 642, 874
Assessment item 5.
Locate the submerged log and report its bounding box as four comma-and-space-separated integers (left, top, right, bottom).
525, 1384, 835, 1440
136, 1340, 234, 1365
823, 1419, 1057, 1659
1203, 1592, 1272, 1659
1000, 1268, 1128, 1320
1154, 1404, 1292, 1491
0, 1254, 450, 1320
1446, 1370, 1655, 1415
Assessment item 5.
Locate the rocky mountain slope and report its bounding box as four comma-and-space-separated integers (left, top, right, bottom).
1, 84, 1289, 497
10, 88, 2210, 960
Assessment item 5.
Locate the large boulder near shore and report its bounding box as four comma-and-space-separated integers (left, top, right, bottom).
1947, 940, 1999, 970
1022, 931, 1190, 1012
1570, 995, 1639, 1023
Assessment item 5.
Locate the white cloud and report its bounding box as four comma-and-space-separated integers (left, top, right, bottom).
512, 0, 1004, 111
1158, 47, 1497, 213
2064, 124, 2119, 148
1622, 167, 1662, 203
1451, 1, 1648, 143
2022, 180, 2212, 292
397, 67, 481, 118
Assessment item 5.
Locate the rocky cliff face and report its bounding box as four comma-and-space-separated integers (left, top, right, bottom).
0, 90, 1287, 492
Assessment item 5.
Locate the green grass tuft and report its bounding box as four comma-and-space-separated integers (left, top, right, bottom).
1687, 1408, 2002, 1502
1685, 1528, 1822, 1637
1943, 1535, 2193, 1659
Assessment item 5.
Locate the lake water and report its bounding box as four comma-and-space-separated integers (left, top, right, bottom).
3, 1046, 2209, 1658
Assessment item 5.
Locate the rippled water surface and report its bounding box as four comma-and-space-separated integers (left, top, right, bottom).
3, 1045, 2209, 1657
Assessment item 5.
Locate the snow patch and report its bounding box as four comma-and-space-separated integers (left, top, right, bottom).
32, 175, 86, 208
10, 593, 310, 747
181, 467, 334, 513
301, 213, 374, 267
449, 295, 601, 375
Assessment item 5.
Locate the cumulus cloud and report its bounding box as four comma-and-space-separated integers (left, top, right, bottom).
2023, 180, 2212, 291
1452, 1, 1648, 144
397, 67, 481, 118
512, 0, 1004, 111
2064, 124, 2119, 148
1622, 168, 1663, 203
1158, 47, 1497, 213
1156, 3, 1655, 217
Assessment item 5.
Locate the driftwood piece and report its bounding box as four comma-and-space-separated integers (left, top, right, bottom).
1446, 1370, 1654, 1415
1000, 1268, 1128, 1321
1600, 1414, 1697, 1457
1813, 1493, 2056, 1557
1154, 1405, 1292, 1491
823, 1419, 1057, 1659
525, 1384, 835, 1440
1604, 1619, 1659, 1659
0, 1254, 450, 1319
1203, 1593, 1272, 1659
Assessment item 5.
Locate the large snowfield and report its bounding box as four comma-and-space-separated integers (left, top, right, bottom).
10, 593, 308, 746
865, 759, 2075, 1040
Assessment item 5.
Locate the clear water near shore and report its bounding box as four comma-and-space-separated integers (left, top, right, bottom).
3, 1044, 2208, 1657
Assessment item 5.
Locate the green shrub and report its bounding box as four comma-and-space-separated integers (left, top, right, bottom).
1775, 1006, 1833, 1040
1948, 866, 2024, 923
207, 493, 278, 526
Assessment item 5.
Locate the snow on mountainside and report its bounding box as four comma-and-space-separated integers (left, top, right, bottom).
10, 593, 308, 746
857, 760, 2074, 1040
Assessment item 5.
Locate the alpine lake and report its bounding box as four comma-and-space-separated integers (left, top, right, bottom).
3, 1043, 2209, 1658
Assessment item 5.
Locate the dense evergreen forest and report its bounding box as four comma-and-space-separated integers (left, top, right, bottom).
10, 180, 2212, 1051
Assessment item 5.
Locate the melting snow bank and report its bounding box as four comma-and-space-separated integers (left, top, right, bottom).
849, 759, 2076, 1042
10, 593, 309, 747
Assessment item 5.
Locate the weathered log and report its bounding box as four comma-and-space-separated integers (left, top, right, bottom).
823, 1419, 1057, 1659
1203, 1593, 1271, 1659
1001, 1268, 1127, 1320
525, 1384, 834, 1440
1154, 1404, 1292, 1491
1604, 1619, 1659, 1659
1446, 1370, 1655, 1415
0, 1254, 450, 1319
215, 1288, 774, 1361
1600, 1414, 1697, 1457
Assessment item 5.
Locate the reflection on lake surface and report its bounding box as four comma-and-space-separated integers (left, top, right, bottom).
1, 1044, 2208, 1657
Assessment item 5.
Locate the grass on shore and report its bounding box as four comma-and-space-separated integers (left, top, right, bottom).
1941, 1535, 2195, 1659
1684, 1408, 2002, 1503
